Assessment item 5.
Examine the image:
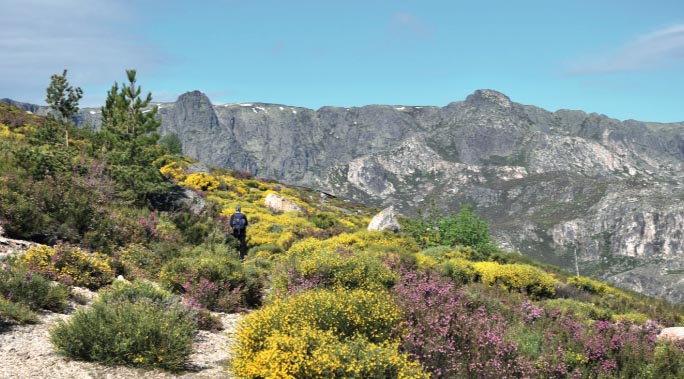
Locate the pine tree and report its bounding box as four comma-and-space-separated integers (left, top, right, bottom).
99, 70, 166, 205
45, 69, 83, 147
101, 69, 161, 159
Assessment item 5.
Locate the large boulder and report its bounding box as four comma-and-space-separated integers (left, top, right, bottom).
148, 186, 207, 214
657, 327, 684, 342
367, 206, 401, 232
265, 193, 304, 213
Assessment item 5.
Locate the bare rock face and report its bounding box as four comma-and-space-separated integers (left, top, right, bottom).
264, 193, 303, 213
367, 206, 401, 232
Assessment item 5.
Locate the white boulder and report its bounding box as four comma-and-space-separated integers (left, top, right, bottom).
368, 206, 401, 232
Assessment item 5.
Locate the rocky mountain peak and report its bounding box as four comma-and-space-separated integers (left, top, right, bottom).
176, 90, 213, 112
170, 90, 218, 129
465, 89, 513, 109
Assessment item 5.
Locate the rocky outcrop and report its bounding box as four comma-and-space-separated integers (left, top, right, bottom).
367, 206, 401, 232
264, 193, 303, 213
658, 327, 684, 342
0, 235, 37, 261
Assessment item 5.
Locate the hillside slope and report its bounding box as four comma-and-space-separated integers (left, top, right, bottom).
6, 89, 682, 302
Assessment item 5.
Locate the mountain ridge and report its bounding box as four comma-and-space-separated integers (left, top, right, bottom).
4, 89, 684, 303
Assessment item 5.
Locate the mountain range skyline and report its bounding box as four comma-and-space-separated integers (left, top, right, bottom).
2, 0, 683, 123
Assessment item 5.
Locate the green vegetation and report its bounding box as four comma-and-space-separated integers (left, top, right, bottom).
403, 201, 495, 256
45, 68, 83, 147
1, 69, 684, 377
50, 280, 196, 371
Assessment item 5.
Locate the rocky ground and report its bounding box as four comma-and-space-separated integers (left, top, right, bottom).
0, 298, 242, 379
0, 232, 243, 379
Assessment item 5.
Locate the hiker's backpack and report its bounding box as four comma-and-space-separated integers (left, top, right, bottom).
232, 213, 247, 231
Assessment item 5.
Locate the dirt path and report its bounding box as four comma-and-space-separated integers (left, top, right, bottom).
0, 302, 242, 379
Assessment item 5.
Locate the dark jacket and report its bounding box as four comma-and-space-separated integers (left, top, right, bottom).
230, 212, 248, 237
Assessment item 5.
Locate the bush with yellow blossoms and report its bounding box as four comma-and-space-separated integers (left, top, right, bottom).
231, 288, 428, 379
272, 248, 398, 294
474, 261, 557, 299
182, 172, 220, 191
21, 245, 114, 290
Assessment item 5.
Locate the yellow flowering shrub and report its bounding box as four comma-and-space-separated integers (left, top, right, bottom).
236, 289, 400, 351
159, 161, 187, 181
611, 312, 650, 324
439, 257, 477, 285
182, 173, 220, 191
233, 328, 428, 379
286, 237, 330, 257
0, 123, 25, 141
415, 253, 439, 269
287, 231, 419, 258
474, 261, 557, 299
567, 275, 628, 299
232, 288, 427, 378
273, 249, 398, 293
21, 245, 114, 289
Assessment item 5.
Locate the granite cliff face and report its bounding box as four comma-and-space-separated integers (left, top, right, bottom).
4, 90, 684, 302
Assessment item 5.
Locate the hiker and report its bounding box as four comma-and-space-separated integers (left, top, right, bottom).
230, 205, 248, 260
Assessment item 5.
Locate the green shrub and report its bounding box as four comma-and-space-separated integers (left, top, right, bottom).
0, 296, 38, 325
419, 245, 460, 260
248, 243, 284, 257
0, 178, 46, 240
159, 247, 263, 310
643, 342, 684, 379
99, 279, 176, 306
273, 249, 398, 293
0, 267, 69, 311
307, 212, 340, 229
51, 300, 195, 371
103, 279, 221, 331
115, 244, 162, 279
438, 205, 492, 249
50, 280, 196, 371
544, 298, 613, 321
611, 312, 651, 324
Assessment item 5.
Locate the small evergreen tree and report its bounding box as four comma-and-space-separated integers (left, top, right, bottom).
45, 69, 83, 147
101, 69, 161, 159
99, 70, 167, 205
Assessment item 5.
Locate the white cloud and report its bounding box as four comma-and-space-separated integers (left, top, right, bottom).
0, 0, 164, 106
568, 24, 684, 75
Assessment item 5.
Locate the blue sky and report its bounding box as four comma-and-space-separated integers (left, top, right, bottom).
2, 0, 683, 122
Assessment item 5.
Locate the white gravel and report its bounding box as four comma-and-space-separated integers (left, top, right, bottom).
0, 299, 242, 379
